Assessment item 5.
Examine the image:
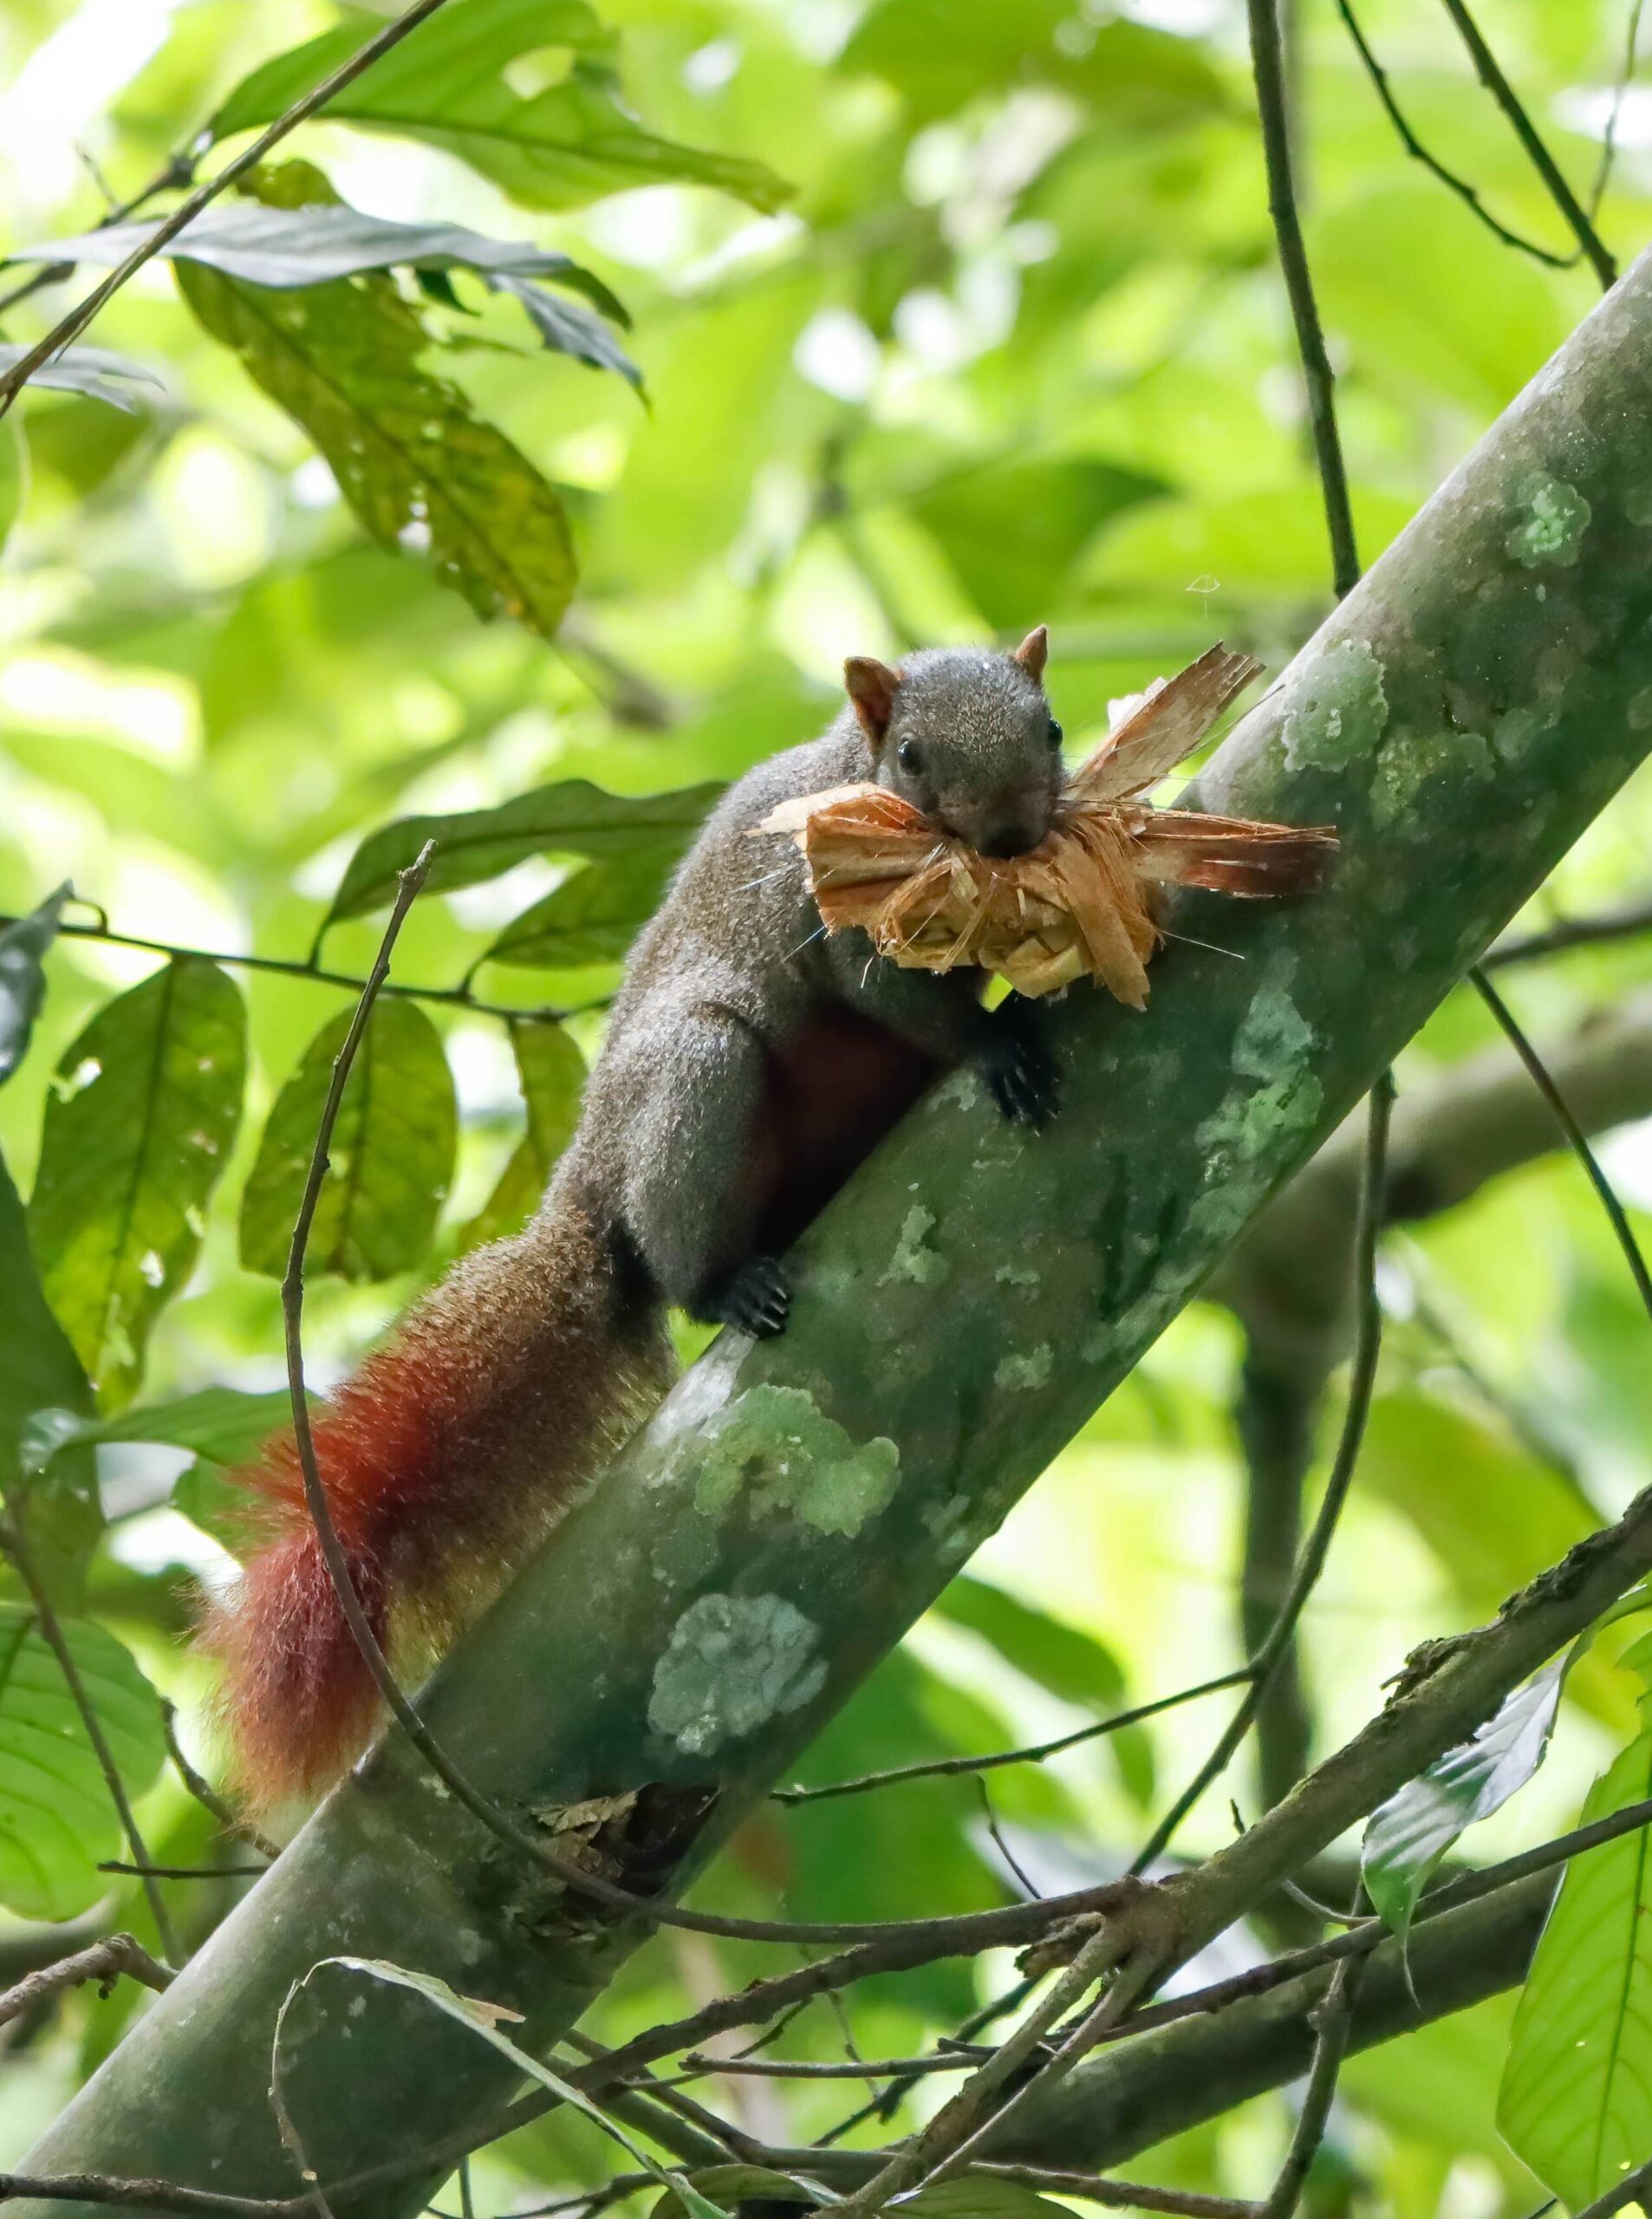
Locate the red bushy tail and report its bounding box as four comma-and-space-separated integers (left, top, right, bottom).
201, 1195, 670, 1809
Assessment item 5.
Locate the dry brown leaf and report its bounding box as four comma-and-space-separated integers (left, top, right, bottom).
755, 642, 1336, 1007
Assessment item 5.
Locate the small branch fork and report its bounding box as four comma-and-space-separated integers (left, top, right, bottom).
0, 1934, 172, 2031
0, 0, 459, 415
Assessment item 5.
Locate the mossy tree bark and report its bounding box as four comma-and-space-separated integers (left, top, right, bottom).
22, 252, 1652, 2219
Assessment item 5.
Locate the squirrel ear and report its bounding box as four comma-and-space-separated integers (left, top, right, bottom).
844, 655, 902, 749
1013, 625, 1049, 683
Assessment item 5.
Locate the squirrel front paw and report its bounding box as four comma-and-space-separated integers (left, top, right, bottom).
981, 1005, 1060, 1127
706, 1255, 792, 1338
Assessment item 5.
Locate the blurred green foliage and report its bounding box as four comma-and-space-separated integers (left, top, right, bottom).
2, 0, 1652, 2209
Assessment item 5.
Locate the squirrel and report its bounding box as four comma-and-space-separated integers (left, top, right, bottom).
205, 628, 1064, 1806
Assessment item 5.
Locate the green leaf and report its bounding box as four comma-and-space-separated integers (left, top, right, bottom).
302, 1958, 732, 2219
0, 343, 163, 413
177, 166, 577, 641
1499, 1633, 1652, 2205
327, 778, 722, 924
1363, 1657, 1566, 1937
208, 0, 791, 214
28, 960, 246, 1410
459, 1019, 584, 1252
0, 1145, 98, 1604
239, 998, 457, 1282
648, 2171, 829, 2219
485, 272, 641, 393
14, 207, 623, 315
935, 1574, 1126, 1708
906, 2184, 1074, 2219
0, 882, 70, 1086
23, 1385, 297, 1476
842, 1, 1227, 127
482, 843, 685, 971
0, 1601, 166, 1920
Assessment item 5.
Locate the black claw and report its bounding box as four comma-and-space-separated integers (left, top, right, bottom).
710, 1256, 792, 1338
984, 1010, 1060, 1128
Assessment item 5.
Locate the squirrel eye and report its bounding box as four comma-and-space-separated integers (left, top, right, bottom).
1047, 718, 1064, 748
896, 738, 923, 775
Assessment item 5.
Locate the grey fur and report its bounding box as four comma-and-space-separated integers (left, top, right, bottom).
536, 645, 1063, 1330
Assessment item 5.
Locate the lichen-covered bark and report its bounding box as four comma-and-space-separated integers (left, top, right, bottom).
22, 254, 1652, 2219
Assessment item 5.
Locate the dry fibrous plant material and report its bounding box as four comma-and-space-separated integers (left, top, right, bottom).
758, 645, 1338, 1008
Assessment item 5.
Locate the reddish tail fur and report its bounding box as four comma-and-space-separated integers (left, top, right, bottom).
201, 1196, 671, 1809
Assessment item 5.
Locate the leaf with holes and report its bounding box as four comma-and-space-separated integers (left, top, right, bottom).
1363, 1656, 1567, 1937
328, 779, 722, 924
0, 1602, 166, 1920
177, 165, 577, 641
459, 1019, 585, 1252
0, 1146, 98, 1604
207, 0, 790, 214
239, 999, 457, 1282
1499, 1632, 1652, 2204
483, 843, 686, 972
0, 882, 70, 1086
0, 344, 163, 413
28, 960, 245, 1410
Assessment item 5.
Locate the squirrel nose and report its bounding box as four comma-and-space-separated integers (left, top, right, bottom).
978, 817, 1043, 859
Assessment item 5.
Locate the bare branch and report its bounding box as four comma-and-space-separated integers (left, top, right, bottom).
0, 1935, 172, 2030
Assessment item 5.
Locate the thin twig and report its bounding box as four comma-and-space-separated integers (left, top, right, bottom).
0, 908, 602, 1029
1436, 0, 1616, 288
0, 1517, 179, 1964
1484, 895, 1652, 967
161, 1701, 279, 1863
0, 1934, 172, 2029
0, 0, 461, 413
0, 148, 197, 321
1135, 1073, 1395, 1868
1471, 967, 1652, 1320
98, 1861, 270, 1881
1259, 1955, 1363, 2219
0, 2175, 291, 2218
1587, 0, 1648, 219
1246, 0, 1360, 597
676, 2047, 988, 2080
771, 1668, 1251, 1803
1332, 0, 1573, 269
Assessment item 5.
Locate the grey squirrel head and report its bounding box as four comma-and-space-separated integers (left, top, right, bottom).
844, 627, 1063, 858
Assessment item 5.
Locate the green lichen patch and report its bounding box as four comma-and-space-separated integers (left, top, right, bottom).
688, 1383, 900, 1537
1232, 968, 1316, 1083
1493, 704, 1557, 761
995, 1261, 1041, 1292
881, 1204, 949, 1287
1371, 728, 1493, 830
994, 1344, 1053, 1393
647, 1592, 826, 1757
1506, 476, 1590, 569
1281, 640, 1389, 772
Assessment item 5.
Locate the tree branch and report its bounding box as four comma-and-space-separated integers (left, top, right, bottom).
0, 1936, 172, 2032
